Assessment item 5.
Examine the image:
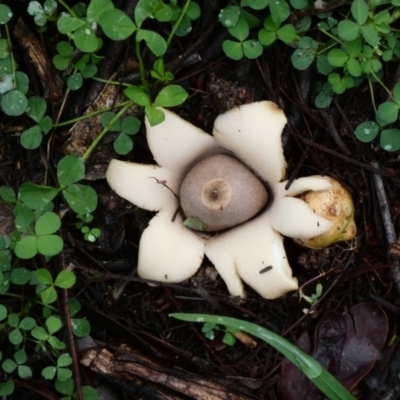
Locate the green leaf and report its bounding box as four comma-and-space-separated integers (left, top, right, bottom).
31, 326, 49, 340
153, 85, 188, 107
327, 49, 348, 67
11, 267, 31, 285
245, 0, 269, 10
228, 18, 249, 41
9, 328, 23, 345
15, 72, 29, 94
269, 0, 290, 24
21, 125, 42, 149
145, 105, 165, 126
87, 0, 114, 23
290, 0, 307, 9
26, 96, 47, 123
317, 55, 333, 75
2, 359, 17, 373
19, 317, 36, 330
57, 155, 85, 188
18, 365, 32, 379
46, 315, 63, 334
219, 6, 241, 28
222, 40, 243, 60
394, 82, 400, 103
57, 368, 73, 382
58, 353, 73, 367
337, 20, 359, 42
15, 236, 37, 259
100, 111, 121, 132
54, 270, 76, 289
56, 41, 73, 58
73, 26, 100, 53
1, 90, 28, 116
0, 4, 12, 24
42, 365, 57, 380
35, 268, 53, 284
39, 286, 57, 304
0, 380, 14, 396
71, 318, 90, 337
346, 58, 362, 77
14, 204, 34, 232
67, 73, 83, 90
57, 15, 85, 34
113, 133, 133, 155
39, 116, 52, 134
242, 40, 263, 58
291, 46, 316, 70
171, 314, 355, 400
351, 0, 369, 25
154, 4, 173, 22
8, 313, 19, 327
223, 331, 236, 346
0, 304, 7, 321
14, 349, 27, 364
121, 116, 141, 135
360, 25, 379, 46
186, 2, 201, 20
35, 212, 61, 236
0, 186, 16, 202
55, 378, 74, 396
48, 336, 66, 350
19, 183, 58, 209
134, 0, 154, 25
98, 9, 135, 40
355, 121, 379, 142
377, 102, 399, 124
63, 184, 98, 214
277, 24, 296, 42
37, 235, 63, 257
381, 129, 400, 151
136, 29, 166, 57
124, 86, 151, 106
258, 29, 276, 46
183, 216, 208, 231
69, 298, 81, 316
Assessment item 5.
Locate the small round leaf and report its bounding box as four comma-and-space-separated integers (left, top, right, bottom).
1, 90, 28, 116
54, 270, 76, 289
380, 129, 400, 151
15, 236, 38, 259
355, 121, 379, 142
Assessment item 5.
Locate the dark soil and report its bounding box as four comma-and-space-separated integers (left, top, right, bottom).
2, 1, 400, 399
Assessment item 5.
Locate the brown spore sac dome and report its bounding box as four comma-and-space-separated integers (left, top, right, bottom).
180, 154, 269, 231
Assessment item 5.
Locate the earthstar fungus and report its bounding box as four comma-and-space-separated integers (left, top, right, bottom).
106, 101, 354, 299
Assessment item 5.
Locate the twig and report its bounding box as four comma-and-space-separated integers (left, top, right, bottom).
371, 161, 400, 294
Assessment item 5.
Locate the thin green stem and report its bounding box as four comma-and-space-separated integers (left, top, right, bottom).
57, 0, 77, 17
166, 0, 191, 48
318, 29, 344, 46
4, 24, 16, 88
53, 101, 131, 127
370, 69, 394, 101
135, 39, 147, 87
82, 102, 132, 162
368, 79, 377, 113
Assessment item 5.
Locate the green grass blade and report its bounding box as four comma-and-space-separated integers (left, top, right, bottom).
170, 313, 355, 400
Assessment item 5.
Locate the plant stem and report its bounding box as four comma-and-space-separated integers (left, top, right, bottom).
5, 25, 16, 88
57, 0, 77, 17
82, 102, 132, 162
166, 0, 191, 48
318, 29, 343, 46
370, 70, 394, 101
135, 39, 147, 87
53, 101, 131, 127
